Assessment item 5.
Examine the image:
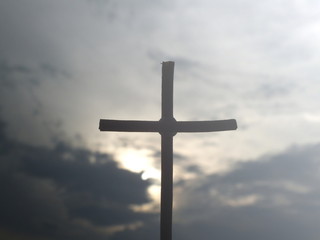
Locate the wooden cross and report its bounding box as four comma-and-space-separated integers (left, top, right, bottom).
99, 61, 237, 240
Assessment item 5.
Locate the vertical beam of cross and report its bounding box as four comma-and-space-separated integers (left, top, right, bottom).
99, 61, 237, 240
160, 61, 175, 240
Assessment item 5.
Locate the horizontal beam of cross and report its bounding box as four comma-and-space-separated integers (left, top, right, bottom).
99, 119, 237, 134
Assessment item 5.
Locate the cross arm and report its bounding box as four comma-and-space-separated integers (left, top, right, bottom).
99, 119, 160, 132
175, 119, 237, 132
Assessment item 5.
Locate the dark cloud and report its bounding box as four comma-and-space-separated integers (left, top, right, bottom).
185, 164, 203, 174
113, 143, 320, 240
171, 144, 320, 240
21, 143, 150, 204
0, 119, 155, 239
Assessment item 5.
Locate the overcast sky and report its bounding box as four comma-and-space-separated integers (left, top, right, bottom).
1, 0, 320, 239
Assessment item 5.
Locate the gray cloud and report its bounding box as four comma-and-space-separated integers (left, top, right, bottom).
0, 60, 71, 147
111, 143, 320, 240
0, 119, 155, 239
171, 144, 320, 239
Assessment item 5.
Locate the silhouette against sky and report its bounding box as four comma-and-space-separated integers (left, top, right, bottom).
99, 61, 237, 240
2, 1, 320, 239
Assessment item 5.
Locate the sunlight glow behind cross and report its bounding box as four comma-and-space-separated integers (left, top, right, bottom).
117, 148, 161, 180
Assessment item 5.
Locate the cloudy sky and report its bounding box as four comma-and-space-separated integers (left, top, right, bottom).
1, 0, 320, 239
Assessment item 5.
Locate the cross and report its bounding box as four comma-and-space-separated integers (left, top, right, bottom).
99, 61, 237, 240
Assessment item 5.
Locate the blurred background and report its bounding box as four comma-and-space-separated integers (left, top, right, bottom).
1, 0, 320, 239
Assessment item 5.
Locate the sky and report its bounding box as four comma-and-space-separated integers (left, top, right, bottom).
1, 0, 320, 239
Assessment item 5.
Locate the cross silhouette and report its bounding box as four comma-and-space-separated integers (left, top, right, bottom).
99, 61, 237, 240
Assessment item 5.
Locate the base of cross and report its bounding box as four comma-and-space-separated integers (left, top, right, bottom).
99, 61, 237, 240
